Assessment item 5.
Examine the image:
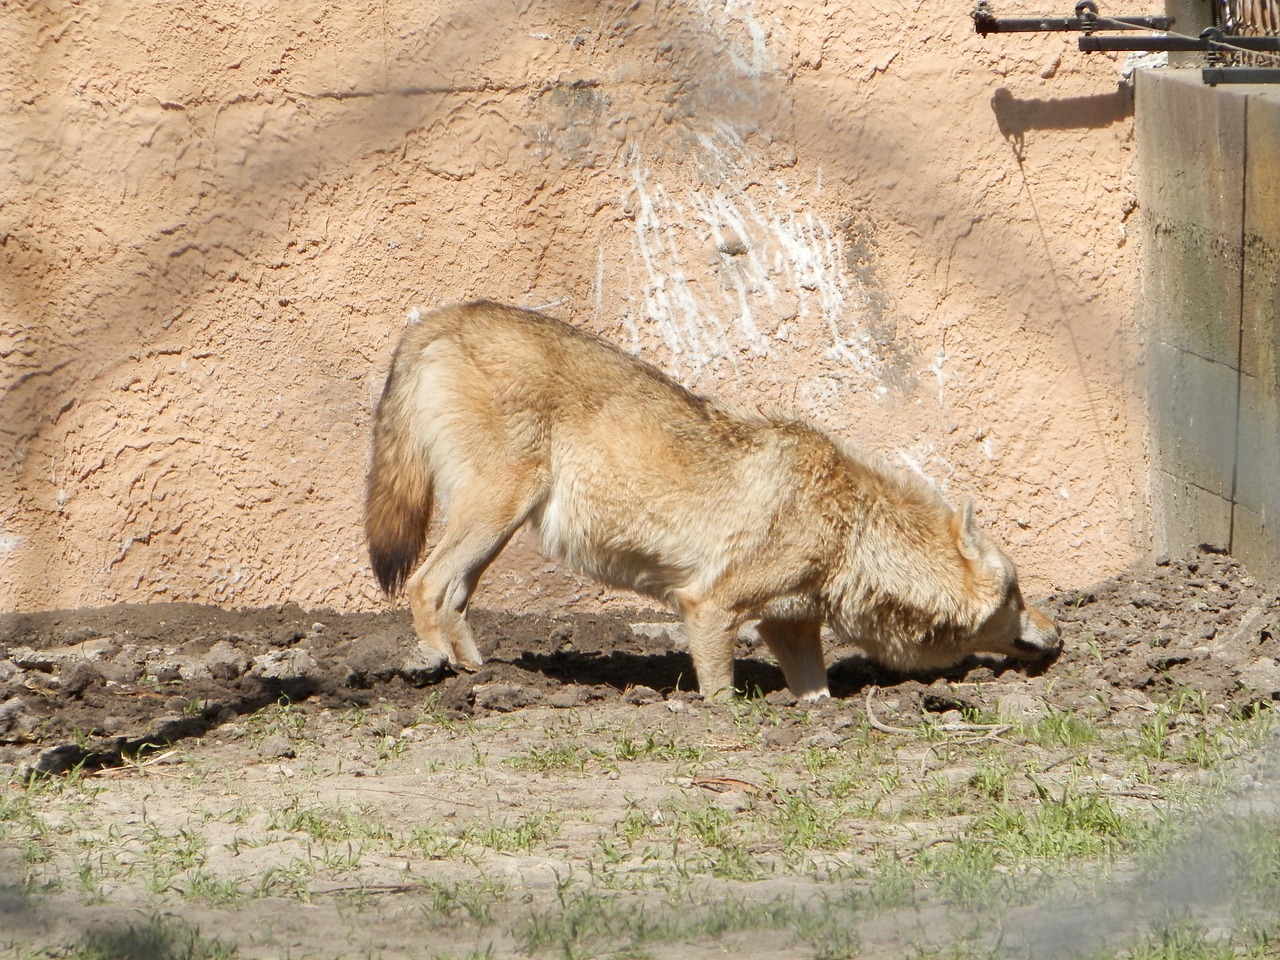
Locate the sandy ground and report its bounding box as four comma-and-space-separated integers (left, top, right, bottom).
1, 546, 1278, 958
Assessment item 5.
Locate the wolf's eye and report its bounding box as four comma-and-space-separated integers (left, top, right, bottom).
1003, 581, 1019, 609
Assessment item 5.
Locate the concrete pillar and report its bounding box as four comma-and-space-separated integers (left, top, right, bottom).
1165, 0, 1215, 66
1138, 69, 1280, 582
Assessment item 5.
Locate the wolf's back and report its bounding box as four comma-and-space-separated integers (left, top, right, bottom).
365, 337, 435, 595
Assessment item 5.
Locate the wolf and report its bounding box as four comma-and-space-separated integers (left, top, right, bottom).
365, 301, 1061, 700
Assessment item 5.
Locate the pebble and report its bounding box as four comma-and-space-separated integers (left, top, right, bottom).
799, 730, 843, 750
996, 692, 1049, 724
473, 682, 540, 712
623, 685, 661, 705
258, 734, 297, 760
712, 790, 753, 813
250, 648, 317, 681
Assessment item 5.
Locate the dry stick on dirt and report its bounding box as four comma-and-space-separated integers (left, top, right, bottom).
88, 750, 182, 779
308, 883, 423, 896
864, 685, 1013, 737
332, 785, 483, 808
692, 776, 767, 795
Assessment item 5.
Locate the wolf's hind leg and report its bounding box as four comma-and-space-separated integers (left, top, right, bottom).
679, 600, 739, 701
757, 618, 829, 701
405, 490, 533, 668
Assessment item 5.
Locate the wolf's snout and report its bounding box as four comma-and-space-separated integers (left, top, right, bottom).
1015, 606, 1062, 658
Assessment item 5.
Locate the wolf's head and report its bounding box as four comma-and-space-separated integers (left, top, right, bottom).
941, 500, 1062, 664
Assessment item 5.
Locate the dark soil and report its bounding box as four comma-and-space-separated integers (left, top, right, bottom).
3, 546, 1278, 779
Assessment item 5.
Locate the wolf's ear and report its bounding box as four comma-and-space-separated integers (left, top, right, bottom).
951, 498, 983, 562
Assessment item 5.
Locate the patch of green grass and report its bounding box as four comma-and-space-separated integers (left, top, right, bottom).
668, 804, 762, 881
514, 879, 869, 960
612, 805, 659, 847
407, 823, 467, 860
461, 811, 561, 854
416, 875, 509, 927
426, 947, 499, 960
240, 698, 309, 747
1116, 921, 1278, 960
918, 783, 1164, 905
253, 860, 314, 902
772, 789, 849, 859
609, 732, 706, 765
505, 741, 589, 773
1024, 708, 1100, 749
265, 798, 391, 843
506, 730, 706, 775
968, 757, 1015, 802
180, 868, 248, 905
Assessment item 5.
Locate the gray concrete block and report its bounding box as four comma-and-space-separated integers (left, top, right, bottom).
1231, 502, 1278, 585
1149, 341, 1238, 500
1136, 70, 1244, 367
1234, 370, 1280, 519
1153, 470, 1233, 557
1138, 70, 1280, 581
1136, 71, 1245, 249
1243, 96, 1280, 385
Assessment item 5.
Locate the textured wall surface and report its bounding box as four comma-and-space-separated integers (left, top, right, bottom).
1138, 69, 1280, 582
2, 2, 1146, 614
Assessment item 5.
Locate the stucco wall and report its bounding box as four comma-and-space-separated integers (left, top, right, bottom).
2, 2, 1146, 614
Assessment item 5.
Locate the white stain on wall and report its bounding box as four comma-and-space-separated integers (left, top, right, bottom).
697, 0, 772, 79
624, 149, 883, 382
627, 149, 732, 369
616, 5, 889, 384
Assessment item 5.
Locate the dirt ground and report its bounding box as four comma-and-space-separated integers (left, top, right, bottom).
2, 546, 1279, 958
4, 546, 1278, 776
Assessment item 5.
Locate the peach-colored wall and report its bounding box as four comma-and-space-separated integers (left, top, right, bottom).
1, 1, 1146, 614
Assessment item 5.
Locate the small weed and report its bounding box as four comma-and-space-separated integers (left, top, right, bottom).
506, 742, 588, 773
417, 876, 508, 926
610, 731, 705, 764
266, 799, 391, 843
969, 758, 1014, 801
462, 812, 560, 854
1025, 708, 1100, 749
407, 824, 466, 860
613, 806, 659, 847
181, 869, 247, 905
1135, 706, 1172, 761
773, 789, 848, 858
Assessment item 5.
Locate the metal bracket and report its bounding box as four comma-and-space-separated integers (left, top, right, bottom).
973, 2, 1280, 83
971, 0, 1169, 35
1078, 27, 1280, 52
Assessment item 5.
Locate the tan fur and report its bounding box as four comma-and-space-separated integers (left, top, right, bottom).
365, 301, 1061, 700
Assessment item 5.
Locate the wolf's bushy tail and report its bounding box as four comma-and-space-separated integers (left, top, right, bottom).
365, 353, 433, 595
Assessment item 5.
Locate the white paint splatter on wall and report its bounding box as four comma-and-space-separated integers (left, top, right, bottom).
626, 148, 732, 370
623, 138, 881, 382
615, 3, 891, 386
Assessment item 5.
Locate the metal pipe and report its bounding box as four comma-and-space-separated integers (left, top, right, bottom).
1079, 32, 1280, 48
1203, 65, 1280, 80
975, 14, 1171, 32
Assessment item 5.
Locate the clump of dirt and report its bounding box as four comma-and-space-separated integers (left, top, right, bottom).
1, 547, 1277, 779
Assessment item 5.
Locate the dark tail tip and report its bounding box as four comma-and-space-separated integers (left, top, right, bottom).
366, 498, 429, 596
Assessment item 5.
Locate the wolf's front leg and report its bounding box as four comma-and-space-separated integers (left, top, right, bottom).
756, 618, 829, 700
